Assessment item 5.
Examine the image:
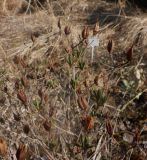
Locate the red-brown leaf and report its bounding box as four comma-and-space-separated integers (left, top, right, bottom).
21, 76, 29, 88
38, 88, 43, 99
133, 128, 140, 145
16, 144, 27, 160
64, 26, 71, 35
19, 56, 28, 68
15, 79, 20, 90
82, 115, 94, 130
106, 120, 113, 136
107, 40, 113, 54
17, 90, 27, 106
43, 120, 51, 132
65, 47, 72, 54
93, 22, 99, 35
23, 124, 30, 134
43, 93, 49, 103
126, 45, 133, 61
13, 113, 21, 121
13, 55, 20, 65
0, 137, 7, 157
94, 75, 99, 85
77, 96, 89, 110
82, 26, 89, 39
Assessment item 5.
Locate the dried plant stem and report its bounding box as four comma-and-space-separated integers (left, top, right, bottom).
110, 54, 114, 66
119, 88, 147, 112
91, 47, 94, 63
73, 65, 76, 80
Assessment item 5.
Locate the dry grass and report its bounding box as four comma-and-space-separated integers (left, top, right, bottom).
0, 0, 146, 159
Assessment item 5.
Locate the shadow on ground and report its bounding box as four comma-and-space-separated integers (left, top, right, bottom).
87, 0, 146, 25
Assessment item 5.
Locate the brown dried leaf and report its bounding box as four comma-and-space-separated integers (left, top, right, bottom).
38, 88, 43, 99
94, 75, 99, 85
31, 33, 36, 43
77, 97, 84, 109
133, 128, 140, 145
126, 45, 133, 61
107, 40, 113, 54
77, 96, 89, 110
15, 79, 20, 90
83, 79, 90, 88
17, 89, 27, 106
21, 76, 29, 88
76, 86, 82, 95
136, 91, 147, 104
82, 115, 94, 130
23, 124, 30, 134
64, 26, 71, 35
82, 26, 89, 39
65, 47, 72, 54
49, 107, 55, 117
13, 113, 21, 121
43, 93, 49, 103
130, 153, 145, 160
43, 120, 51, 132
0, 96, 6, 105
106, 119, 113, 136
16, 144, 27, 160
13, 55, 20, 65
93, 21, 99, 35
20, 57, 28, 68
26, 72, 35, 79
3, 86, 8, 93
0, 137, 7, 157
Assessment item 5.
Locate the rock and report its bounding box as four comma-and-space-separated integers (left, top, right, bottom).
123, 133, 134, 143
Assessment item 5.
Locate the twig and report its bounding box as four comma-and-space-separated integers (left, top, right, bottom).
119, 89, 147, 112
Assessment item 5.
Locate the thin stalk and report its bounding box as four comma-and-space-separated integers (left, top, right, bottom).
91, 47, 94, 63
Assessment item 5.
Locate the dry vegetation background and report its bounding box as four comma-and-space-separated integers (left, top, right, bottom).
0, 0, 147, 160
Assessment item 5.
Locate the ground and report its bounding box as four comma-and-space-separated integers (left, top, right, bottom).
0, 0, 146, 160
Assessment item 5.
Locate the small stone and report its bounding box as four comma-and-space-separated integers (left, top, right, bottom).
123, 133, 133, 143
